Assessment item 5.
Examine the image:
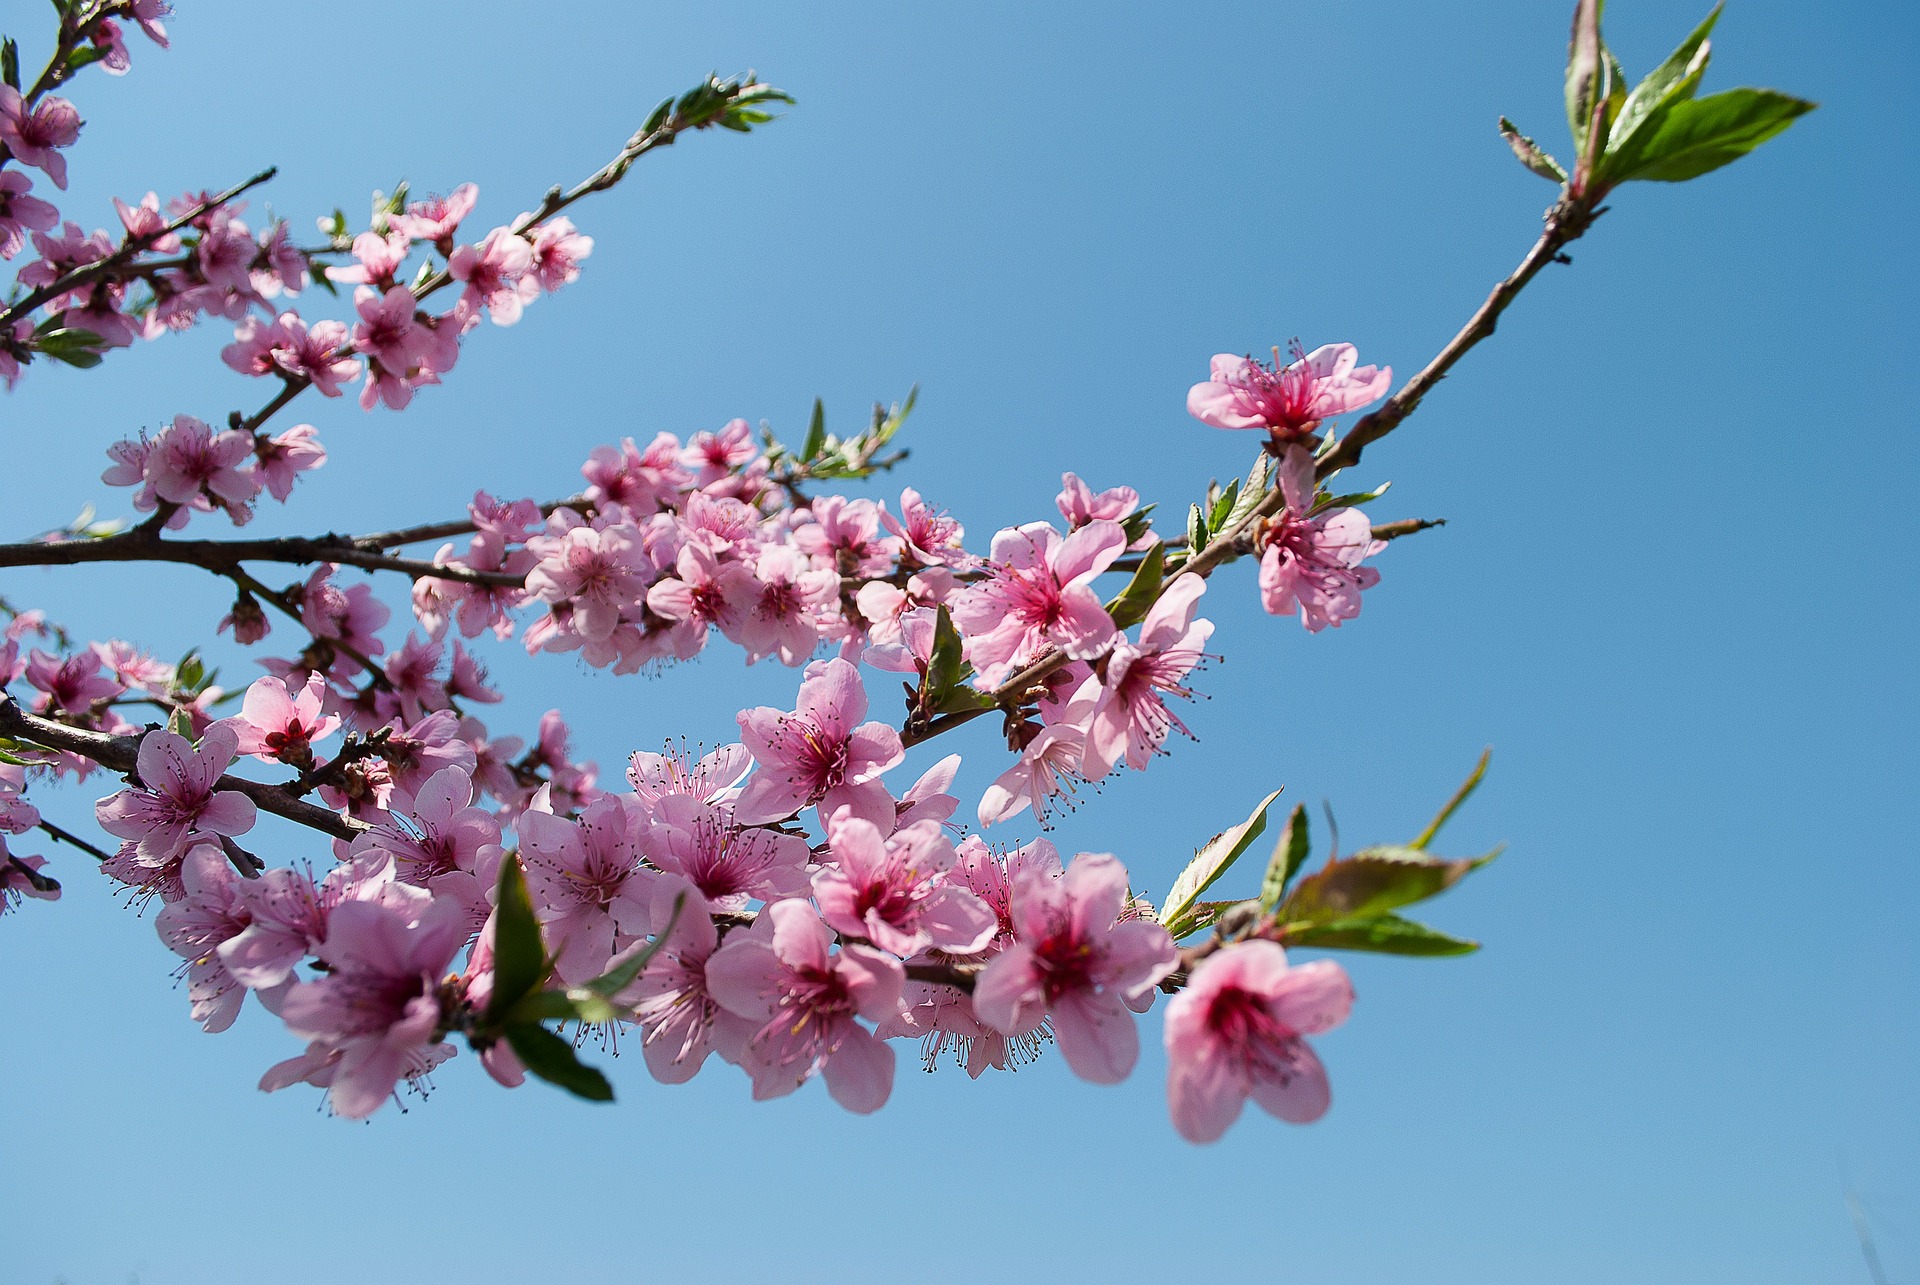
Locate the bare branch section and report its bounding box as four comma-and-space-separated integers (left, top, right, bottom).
0, 697, 369, 841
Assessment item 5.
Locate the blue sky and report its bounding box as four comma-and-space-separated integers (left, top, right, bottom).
1, 1, 1914, 1282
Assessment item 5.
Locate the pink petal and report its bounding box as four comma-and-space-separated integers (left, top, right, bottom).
1049, 987, 1139, 1085
821, 1025, 894, 1114
1247, 1039, 1332, 1123
1167, 1046, 1249, 1144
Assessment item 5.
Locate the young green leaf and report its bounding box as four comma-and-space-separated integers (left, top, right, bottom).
504, 1024, 615, 1102
801, 397, 827, 461
1208, 479, 1241, 532
1608, 4, 1720, 154
1279, 845, 1497, 928
1159, 788, 1284, 929
1257, 802, 1312, 916
1411, 748, 1490, 850
486, 853, 547, 1022
579, 892, 685, 1000
1564, 0, 1606, 158
1606, 87, 1815, 184
1161, 898, 1247, 942
1499, 116, 1568, 183
1105, 541, 1164, 630
1281, 912, 1480, 957
2, 38, 19, 90
1186, 502, 1209, 554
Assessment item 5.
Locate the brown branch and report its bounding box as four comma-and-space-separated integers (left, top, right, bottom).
36, 818, 113, 862
1370, 517, 1447, 541
0, 696, 369, 841
0, 527, 523, 586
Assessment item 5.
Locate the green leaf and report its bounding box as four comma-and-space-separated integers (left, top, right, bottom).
1318, 480, 1391, 512
1282, 912, 1480, 957
2, 39, 20, 90
1159, 788, 1284, 929
580, 892, 685, 999
1564, 0, 1606, 157
1105, 541, 1164, 630
1499, 116, 1568, 183
1608, 4, 1720, 155
1208, 479, 1240, 532
175, 650, 205, 694
1186, 502, 1208, 554
1119, 502, 1158, 548
1605, 87, 1815, 184
486, 853, 547, 1022
503, 1024, 614, 1102
1279, 845, 1497, 928
1411, 749, 1490, 850
1221, 454, 1271, 533
62, 43, 106, 74
801, 397, 826, 461
1257, 803, 1312, 916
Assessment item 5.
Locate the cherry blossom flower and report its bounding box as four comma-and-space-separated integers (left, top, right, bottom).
738, 544, 838, 666
0, 765, 39, 836
24, 647, 122, 715
230, 672, 340, 767
270, 313, 361, 396
251, 423, 326, 502
973, 851, 1176, 1083
95, 724, 257, 865
258, 220, 308, 294
624, 877, 753, 1083
582, 433, 688, 514
680, 418, 756, 486
977, 683, 1100, 829
811, 813, 995, 958
272, 896, 467, 1119
792, 496, 892, 578
450, 225, 537, 326
389, 183, 477, 248
526, 520, 651, 643
0, 172, 58, 260
219, 856, 422, 991
1187, 342, 1391, 439
327, 229, 409, 287
0, 87, 81, 188
196, 213, 259, 295
351, 285, 428, 410
376, 632, 448, 724
734, 658, 904, 829
352, 767, 502, 936
221, 312, 294, 377
144, 414, 262, 519
377, 709, 478, 800
527, 216, 593, 291
645, 542, 760, 645
878, 486, 970, 569
154, 845, 254, 1032
111, 191, 178, 252
1084, 572, 1213, 777
0, 838, 60, 915
950, 520, 1127, 687
128, 0, 173, 47
705, 898, 905, 1112
516, 793, 655, 984
299, 564, 391, 672
1259, 447, 1385, 632
1056, 472, 1139, 528
627, 742, 750, 808
1163, 941, 1353, 1143
645, 796, 810, 910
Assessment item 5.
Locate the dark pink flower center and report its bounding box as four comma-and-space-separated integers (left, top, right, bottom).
1205, 984, 1307, 1081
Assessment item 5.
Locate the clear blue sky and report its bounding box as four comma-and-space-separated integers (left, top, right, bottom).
2, 1, 1913, 1282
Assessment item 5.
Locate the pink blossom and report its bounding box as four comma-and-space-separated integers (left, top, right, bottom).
144, 414, 262, 516
129, 0, 173, 48
645, 796, 810, 910
154, 845, 254, 1032
219, 856, 420, 990
350, 286, 427, 410
270, 313, 361, 396
1085, 572, 1214, 777
377, 709, 478, 800
950, 521, 1127, 687
449, 226, 536, 326
1163, 941, 1353, 1143
389, 183, 478, 247
195, 213, 259, 295
622, 877, 753, 1083
1187, 343, 1391, 439
376, 632, 448, 724
527, 216, 593, 291
95, 724, 257, 865
446, 641, 501, 704
251, 423, 326, 502
705, 898, 905, 1111
230, 672, 340, 767
299, 564, 390, 672
792, 496, 892, 578
525, 521, 650, 643
627, 742, 750, 808
18, 220, 108, 291
258, 220, 308, 294
326, 230, 410, 286
646, 542, 760, 646
0, 87, 81, 189
733, 658, 904, 830
220, 312, 294, 377
582, 433, 688, 513
976, 719, 1094, 830
973, 851, 1176, 1083
1259, 447, 1384, 632
680, 417, 756, 486
0, 838, 59, 915
272, 896, 467, 1119
24, 647, 122, 715
352, 767, 502, 936
89, 17, 132, 74
112, 191, 179, 252
516, 794, 655, 984
0, 764, 39, 835
681, 491, 760, 553
738, 544, 837, 666
0, 172, 58, 260
1055, 472, 1139, 528
812, 813, 995, 958
880, 487, 971, 569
